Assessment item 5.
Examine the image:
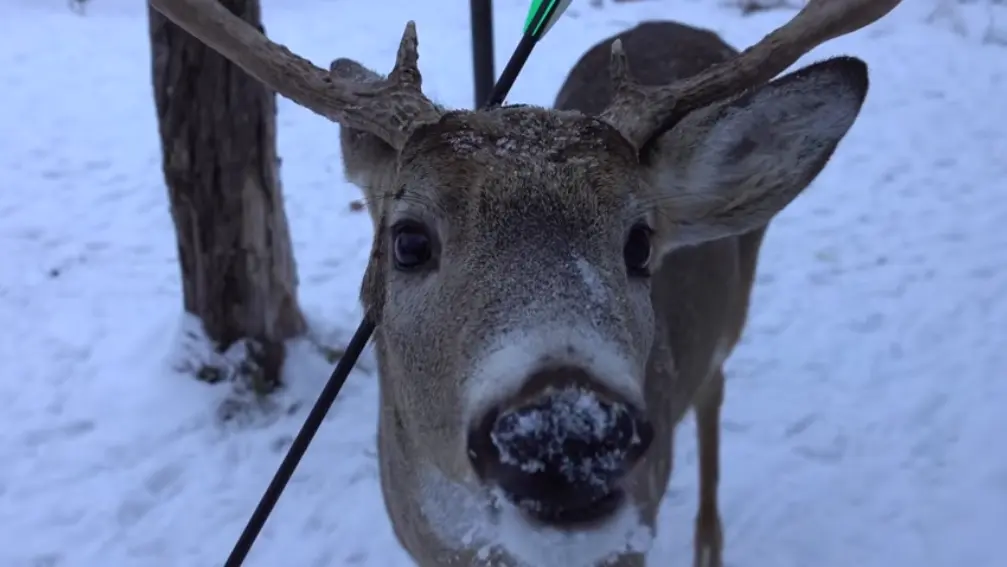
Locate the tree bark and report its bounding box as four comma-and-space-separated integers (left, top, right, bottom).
148, 0, 306, 391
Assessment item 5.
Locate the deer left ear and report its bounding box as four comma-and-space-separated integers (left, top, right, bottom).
644, 56, 870, 250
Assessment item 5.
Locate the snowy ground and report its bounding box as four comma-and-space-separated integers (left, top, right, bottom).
2, 0, 1006, 566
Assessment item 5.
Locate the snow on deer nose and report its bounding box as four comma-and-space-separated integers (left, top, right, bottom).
466, 365, 653, 527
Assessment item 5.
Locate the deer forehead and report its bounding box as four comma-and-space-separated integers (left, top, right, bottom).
395, 106, 649, 238
406, 106, 638, 161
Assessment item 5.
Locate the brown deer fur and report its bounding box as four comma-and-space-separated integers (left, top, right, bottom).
346, 21, 867, 567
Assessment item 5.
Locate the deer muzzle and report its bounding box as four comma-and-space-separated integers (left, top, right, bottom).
466, 365, 653, 527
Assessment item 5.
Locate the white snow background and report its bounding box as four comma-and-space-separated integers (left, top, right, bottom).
1, 0, 1005, 565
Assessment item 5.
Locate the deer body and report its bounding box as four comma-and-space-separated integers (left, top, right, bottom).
555, 25, 767, 565
361, 22, 771, 567
145, 1, 903, 565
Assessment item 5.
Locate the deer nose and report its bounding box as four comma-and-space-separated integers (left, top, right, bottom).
466, 365, 653, 526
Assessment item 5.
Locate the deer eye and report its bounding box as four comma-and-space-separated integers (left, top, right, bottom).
392, 221, 434, 271
624, 223, 653, 277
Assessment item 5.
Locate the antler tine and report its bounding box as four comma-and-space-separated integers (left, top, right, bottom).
389, 21, 422, 88
609, 39, 631, 88
147, 0, 441, 150
601, 0, 904, 148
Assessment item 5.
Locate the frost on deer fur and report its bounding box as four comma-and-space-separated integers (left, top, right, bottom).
463, 324, 644, 427
419, 462, 653, 567
575, 256, 610, 305
491, 496, 654, 567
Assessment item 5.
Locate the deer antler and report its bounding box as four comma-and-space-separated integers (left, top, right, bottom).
147, 0, 442, 150
601, 0, 904, 148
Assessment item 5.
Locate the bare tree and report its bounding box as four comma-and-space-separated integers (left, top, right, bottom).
148, 0, 306, 392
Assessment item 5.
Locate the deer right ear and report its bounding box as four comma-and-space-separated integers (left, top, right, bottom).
359, 213, 389, 321
644, 56, 869, 251
333, 59, 400, 227
339, 125, 398, 225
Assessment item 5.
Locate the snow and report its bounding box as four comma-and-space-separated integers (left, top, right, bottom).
1, 0, 1005, 566
490, 386, 636, 478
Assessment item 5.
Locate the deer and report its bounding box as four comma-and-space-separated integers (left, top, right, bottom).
148, 0, 903, 565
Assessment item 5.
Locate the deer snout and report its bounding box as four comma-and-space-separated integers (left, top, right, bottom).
466, 365, 653, 527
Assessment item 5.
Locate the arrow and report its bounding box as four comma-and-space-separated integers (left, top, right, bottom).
483, 0, 574, 107
524, 0, 574, 39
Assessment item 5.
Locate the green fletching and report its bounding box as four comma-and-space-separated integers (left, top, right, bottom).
523, 0, 572, 39
523, 0, 550, 36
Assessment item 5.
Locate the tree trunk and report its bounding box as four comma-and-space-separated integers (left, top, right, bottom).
148, 0, 306, 392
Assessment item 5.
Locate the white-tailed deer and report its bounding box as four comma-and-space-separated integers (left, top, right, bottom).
148, 1, 902, 565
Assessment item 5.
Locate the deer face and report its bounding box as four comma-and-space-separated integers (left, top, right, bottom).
366, 108, 659, 535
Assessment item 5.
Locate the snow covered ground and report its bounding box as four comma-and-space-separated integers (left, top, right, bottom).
1, 0, 1005, 565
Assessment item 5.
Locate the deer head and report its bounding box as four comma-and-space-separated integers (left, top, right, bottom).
148, 0, 901, 563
